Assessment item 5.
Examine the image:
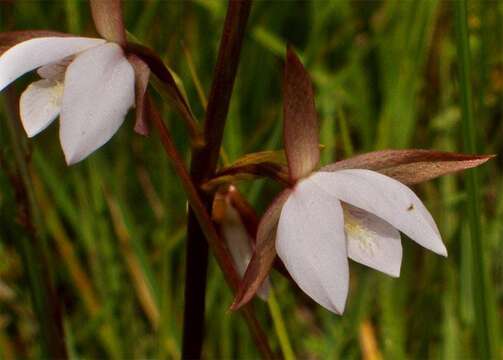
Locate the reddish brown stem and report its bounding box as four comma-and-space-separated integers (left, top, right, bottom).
181, 0, 254, 358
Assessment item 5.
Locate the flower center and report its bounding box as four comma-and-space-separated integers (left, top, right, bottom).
50, 81, 65, 107
343, 207, 379, 256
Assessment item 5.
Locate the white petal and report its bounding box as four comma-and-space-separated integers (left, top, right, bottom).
276, 177, 349, 314
311, 170, 447, 256
343, 204, 402, 277
0, 37, 104, 91
221, 204, 270, 301
60, 43, 135, 164
19, 79, 63, 137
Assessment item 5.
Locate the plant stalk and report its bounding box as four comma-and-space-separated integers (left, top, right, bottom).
182, 1, 253, 358
149, 99, 273, 358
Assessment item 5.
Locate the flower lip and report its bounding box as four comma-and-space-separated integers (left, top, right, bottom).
343, 203, 402, 278
310, 169, 447, 257
20, 79, 64, 137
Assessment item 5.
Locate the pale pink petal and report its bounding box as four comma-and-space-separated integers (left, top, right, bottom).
221, 203, 270, 301
311, 170, 447, 256
19, 79, 63, 137
276, 177, 349, 314
60, 43, 135, 164
0, 37, 104, 91
343, 204, 402, 277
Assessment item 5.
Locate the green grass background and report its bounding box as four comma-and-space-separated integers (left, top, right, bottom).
0, 0, 502, 358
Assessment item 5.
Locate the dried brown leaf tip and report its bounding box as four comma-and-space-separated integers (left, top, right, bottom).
283, 47, 319, 181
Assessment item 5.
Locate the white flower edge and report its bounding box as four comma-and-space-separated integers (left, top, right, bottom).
0, 36, 104, 91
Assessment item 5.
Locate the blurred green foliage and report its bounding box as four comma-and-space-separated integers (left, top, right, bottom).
0, 0, 502, 358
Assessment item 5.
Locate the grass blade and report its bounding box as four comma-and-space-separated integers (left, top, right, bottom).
453, 1, 496, 357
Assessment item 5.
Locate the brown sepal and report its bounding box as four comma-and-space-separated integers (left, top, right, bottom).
127, 54, 150, 136
322, 149, 494, 185
283, 46, 319, 181
89, 0, 126, 45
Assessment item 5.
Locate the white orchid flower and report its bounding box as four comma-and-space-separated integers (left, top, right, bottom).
275, 169, 445, 314
0, 34, 137, 164
231, 48, 490, 315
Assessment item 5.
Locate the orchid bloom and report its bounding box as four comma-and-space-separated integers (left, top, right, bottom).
0, 2, 149, 164
213, 186, 270, 300
231, 48, 491, 315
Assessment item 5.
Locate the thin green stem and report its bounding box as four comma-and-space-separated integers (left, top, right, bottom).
182, 42, 208, 110
267, 286, 295, 360
338, 107, 354, 157
454, 1, 494, 358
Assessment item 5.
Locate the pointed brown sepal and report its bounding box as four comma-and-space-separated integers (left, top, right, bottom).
0, 30, 68, 56
230, 189, 291, 311
89, 0, 126, 45
127, 54, 150, 135
283, 46, 319, 182
322, 149, 494, 185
